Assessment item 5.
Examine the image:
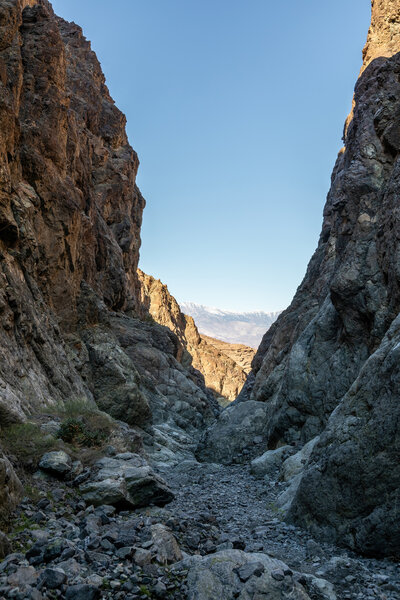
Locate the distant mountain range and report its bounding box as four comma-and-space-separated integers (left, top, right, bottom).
179, 302, 281, 349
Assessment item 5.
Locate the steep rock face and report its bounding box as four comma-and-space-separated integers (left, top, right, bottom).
288, 314, 400, 556
138, 270, 251, 402
0, 0, 143, 419
238, 2, 400, 449
362, 0, 400, 69
0, 0, 215, 471
200, 335, 255, 374
200, 0, 400, 555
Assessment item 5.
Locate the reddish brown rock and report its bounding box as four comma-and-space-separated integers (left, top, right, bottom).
0, 0, 215, 459
138, 270, 253, 403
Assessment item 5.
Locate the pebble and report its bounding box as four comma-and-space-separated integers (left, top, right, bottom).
0, 461, 398, 600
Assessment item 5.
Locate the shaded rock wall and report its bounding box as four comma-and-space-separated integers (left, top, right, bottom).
0, 0, 215, 470
240, 3, 400, 449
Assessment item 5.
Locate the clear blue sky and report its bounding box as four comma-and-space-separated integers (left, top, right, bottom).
52, 0, 371, 312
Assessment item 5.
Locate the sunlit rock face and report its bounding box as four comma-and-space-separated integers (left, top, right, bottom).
362, 0, 400, 70
138, 270, 252, 403
0, 0, 215, 453
202, 0, 400, 556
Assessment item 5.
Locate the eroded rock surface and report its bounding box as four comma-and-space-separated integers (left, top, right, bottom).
196, 401, 270, 464
0, 0, 216, 489
138, 270, 252, 402
80, 453, 174, 509
175, 550, 313, 600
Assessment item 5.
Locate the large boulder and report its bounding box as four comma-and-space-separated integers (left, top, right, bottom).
250, 445, 294, 479
80, 453, 174, 508
39, 451, 72, 478
287, 315, 400, 557
281, 437, 320, 482
173, 549, 335, 600
196, 401, 270, 464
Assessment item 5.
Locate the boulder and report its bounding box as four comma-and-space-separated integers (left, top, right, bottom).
281, 437, 320, 482
274, 437, 321, 514
65, 584, 101, 600
250, 445, 294, 479
173, 549, 335, 600
196, 401, 270, 464
39, 451, 72, 477
7, 566, 38, 589
37, 567, 67, 589
80, 453, 174, 508
150, 523, 182, 564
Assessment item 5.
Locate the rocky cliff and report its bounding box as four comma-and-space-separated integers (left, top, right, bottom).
0, 0, 216, 488
138, 270, 252, 403
199, 0, 400, 557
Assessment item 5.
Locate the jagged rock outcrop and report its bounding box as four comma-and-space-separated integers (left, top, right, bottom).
200, 335, 255, 374
0, 0, 215, 482
138, 270, 251, 402
200, 0, 400, 556
362, 0, 400, 70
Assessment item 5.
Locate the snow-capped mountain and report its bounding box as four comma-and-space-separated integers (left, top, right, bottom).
179, 302, 281, 349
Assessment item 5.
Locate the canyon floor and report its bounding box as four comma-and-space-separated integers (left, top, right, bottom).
1, 455, 399, 600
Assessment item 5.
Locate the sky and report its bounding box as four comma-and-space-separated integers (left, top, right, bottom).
52, 0, 371, 312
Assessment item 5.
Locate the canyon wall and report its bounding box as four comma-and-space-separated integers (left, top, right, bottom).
138, 270, 253, 403
200, 0, 400, 556
0, 0, 216, 478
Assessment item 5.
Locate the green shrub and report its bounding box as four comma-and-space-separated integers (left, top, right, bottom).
44, 397, 95, 419
1, 423, 58, 471
57, 414, 111, 448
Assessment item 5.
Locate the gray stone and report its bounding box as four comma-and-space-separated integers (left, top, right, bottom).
250, 446, 294, 479
40, 421, 60, 436
234, 561, 265, 582
150, 523, 182, 564
39, 451, 71, 477
281, 437, 320, 482
80, 454, 174, 508
7, 566, 38, 588
174, 549, 314, 599
65, 584, 101, 600
196, 401, 270, 464
37, 567, 67, 589
134, 548, 152, 566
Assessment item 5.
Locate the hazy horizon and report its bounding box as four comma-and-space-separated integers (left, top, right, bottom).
52, 0, 371, 313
